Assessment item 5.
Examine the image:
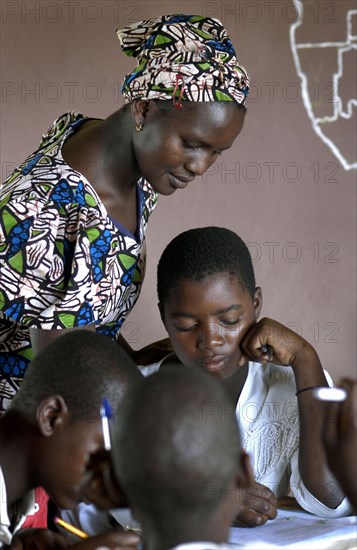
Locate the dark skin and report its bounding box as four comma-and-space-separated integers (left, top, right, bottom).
321, 378, 357, 512
160, 273, 345, 524
30, 100, 245, 359
0, 399, 139, 549
128, 455, 255, 550
10, 529, 139, 550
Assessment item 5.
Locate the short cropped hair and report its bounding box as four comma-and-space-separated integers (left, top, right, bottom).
157, 226, 256, 305
112, 366, 242, 527
10, 330, 142, 421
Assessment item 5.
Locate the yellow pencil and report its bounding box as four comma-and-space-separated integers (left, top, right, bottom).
55, 516, 89, 539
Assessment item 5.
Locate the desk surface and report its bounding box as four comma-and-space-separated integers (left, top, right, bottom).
229, 499, 357, 549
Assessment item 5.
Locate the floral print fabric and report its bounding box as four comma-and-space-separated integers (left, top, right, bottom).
0, 111, 157, 411
117, 14, 249, 106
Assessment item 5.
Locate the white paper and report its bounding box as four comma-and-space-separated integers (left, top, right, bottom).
229, 509, 357, 549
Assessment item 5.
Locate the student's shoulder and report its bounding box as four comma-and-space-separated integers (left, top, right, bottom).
248, 361, 296, 392
139, 352, 180, 377
249, 361, 295, 378
249, 362, 333, 387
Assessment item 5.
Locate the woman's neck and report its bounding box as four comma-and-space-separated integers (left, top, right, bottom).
61, 108, 142, 232
62, 108, 141, 199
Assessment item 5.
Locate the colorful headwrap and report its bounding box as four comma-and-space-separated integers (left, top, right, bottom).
116, 14, 250, 108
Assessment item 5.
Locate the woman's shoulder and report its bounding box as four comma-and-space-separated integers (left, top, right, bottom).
39, 111, 87, 149
138, 178, 158, 217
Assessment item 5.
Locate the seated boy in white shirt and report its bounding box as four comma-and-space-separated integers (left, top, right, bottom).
144, 226, 351, 519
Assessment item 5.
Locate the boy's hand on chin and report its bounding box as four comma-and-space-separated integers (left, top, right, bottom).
240, 317, 315, 368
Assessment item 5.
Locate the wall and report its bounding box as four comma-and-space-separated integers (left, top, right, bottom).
1, 0, 356, 381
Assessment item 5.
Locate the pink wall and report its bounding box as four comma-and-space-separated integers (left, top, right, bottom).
1, 1, 356, 381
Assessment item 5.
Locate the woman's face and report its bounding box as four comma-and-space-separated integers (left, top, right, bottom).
133, 101, 245, 195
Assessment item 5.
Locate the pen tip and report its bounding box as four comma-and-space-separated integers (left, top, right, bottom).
103, 398, 113, 418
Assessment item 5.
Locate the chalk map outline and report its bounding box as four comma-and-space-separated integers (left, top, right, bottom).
290, 0, 357, 170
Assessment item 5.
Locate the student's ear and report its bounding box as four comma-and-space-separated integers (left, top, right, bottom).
36, 396, 69, 437
158, 302, 165, 324
131, 99, 150, 128
253, 287, 263, 319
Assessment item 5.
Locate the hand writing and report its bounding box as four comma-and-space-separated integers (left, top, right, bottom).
233, 481, 277, 527
70, 530, 140, 549
10, 528, 67, 549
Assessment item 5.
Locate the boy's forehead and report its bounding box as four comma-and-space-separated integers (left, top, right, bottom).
168, 273, 251, 302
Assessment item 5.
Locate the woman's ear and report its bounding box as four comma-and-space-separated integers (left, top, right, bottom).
131, 99, 150, 129
253, 287, 263, 319
36, 396, 69, 437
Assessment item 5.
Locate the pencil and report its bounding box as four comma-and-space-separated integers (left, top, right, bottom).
54, 516, 89, 539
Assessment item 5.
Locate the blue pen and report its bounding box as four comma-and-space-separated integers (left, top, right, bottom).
100, 398, 113, 451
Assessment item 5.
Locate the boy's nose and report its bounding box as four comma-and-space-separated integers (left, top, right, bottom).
197, 322, 225, 350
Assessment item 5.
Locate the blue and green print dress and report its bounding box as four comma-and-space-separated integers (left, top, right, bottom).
0, 111, 157, 411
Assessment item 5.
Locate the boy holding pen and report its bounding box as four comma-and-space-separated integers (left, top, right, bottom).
0, 330, 141, 549
66, 226, 353, 539
141, 226, 351, 522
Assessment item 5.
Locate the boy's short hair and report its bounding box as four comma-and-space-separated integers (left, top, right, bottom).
157, 226, 256, 305
10, 330, 142, 421
112, 366, 242, 525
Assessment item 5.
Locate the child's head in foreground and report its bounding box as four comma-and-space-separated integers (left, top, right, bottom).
8, 330, 142, 509
111, 366, 251, 545
157, 226, 262, 380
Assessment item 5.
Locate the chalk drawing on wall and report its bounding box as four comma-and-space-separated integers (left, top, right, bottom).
290, 0, 356, 170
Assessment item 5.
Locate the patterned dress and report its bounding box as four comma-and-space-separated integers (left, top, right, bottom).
0, 111, 157, 411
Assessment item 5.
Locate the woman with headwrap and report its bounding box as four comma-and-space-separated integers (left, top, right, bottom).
0, 14, 249, 411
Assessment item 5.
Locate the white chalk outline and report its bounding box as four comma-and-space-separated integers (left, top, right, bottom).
290, 1, 357, 170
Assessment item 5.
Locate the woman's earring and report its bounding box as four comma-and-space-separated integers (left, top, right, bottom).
135, 123, 143, 132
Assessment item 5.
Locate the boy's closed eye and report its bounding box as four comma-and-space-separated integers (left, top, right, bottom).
175, 317, 242, 332
220, 317, 242, 326
175, 323, 198, 332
